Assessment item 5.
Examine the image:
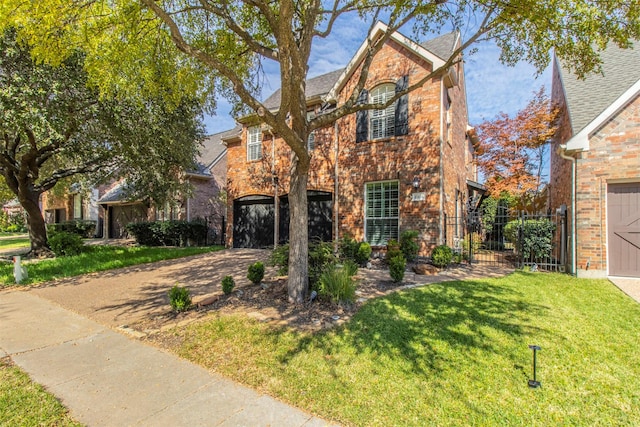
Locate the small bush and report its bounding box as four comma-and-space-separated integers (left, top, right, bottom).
168, 284, 191, 312
47, 220, 97, 238
355, 242, 372, 265
339, 236, 371, 265
247, 261, 265, 284
269, 244, 290, 276
504, 219, 556, 261
386, 239, 402, 262
308, 240, 337, 288
48, 232, 84, 257
389, 254, 406, 283
431, 245, 453, 268
318, 265, 356, 303
221, 275, 235, 295
400, 230, 420, 262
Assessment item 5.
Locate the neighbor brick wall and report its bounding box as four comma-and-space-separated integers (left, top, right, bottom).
573, 94, 640, 277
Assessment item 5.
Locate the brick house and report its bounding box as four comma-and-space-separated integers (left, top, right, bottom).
41, 131, 229, 240
225, 23, 479, 255
550, 42, 640, 278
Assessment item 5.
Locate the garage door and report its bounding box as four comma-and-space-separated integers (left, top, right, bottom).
279, 191, 333, 244
109, 204, 147, 239
608, 183, 640, 277
233, 196, 274, 248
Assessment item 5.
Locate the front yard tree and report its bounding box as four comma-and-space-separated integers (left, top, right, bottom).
476, 88, 560, 207
2, 1, 637, 300
0, 30, 203, 256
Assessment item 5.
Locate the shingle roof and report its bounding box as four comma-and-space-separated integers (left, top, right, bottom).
262, 68, 345, 110
193, 126, 239, 174
558, 42, 640, 135
421, 32, 458, 61
98, 182, 131, 204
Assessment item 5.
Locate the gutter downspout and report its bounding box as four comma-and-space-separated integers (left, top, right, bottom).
559, 144, 577, 276
438, 81, 445, 244
334, 120, 339, 252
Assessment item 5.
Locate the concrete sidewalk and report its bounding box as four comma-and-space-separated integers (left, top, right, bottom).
0, 291, 335, 427
609, 277, 640, 303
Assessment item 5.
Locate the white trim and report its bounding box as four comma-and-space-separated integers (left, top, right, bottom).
325, 21, 445, 102
566, 79, 640, 151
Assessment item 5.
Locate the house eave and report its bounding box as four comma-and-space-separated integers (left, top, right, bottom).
324, 21, 446, 103
567, 78, 640, 152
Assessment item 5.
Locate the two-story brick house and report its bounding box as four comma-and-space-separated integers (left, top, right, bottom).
224, 23, 478, 256
550, 42, 640, 278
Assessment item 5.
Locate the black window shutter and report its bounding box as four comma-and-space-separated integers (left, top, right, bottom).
356, 89, 368, 143
395, 75, 409, 136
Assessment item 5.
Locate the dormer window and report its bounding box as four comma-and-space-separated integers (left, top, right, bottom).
247, 126, 262, 161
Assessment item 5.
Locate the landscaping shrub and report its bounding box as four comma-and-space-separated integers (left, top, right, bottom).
247, 262, 265, 284
168, 284, 191, 312
341, 259, 359, 277
221, 275, 235, 294
308, 240, 337, 288
47, 220, 96, 237
400, 230, 420, 262
270, 241, 337, 289
339, 235, 371, 265
431, 245, 453, 268
48, 232, 84, 257
504, 218, 556, 261
318, 265, 356, 303
389, 254, 406, 282
385, 239, 402, 262
125, 220, 208, 246
268, 244, 290, 275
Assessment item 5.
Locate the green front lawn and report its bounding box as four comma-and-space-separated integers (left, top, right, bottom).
0, 245, 222, 287
168, 272, 640, 426
0, 236, 30, 251
0, 359, 81, 426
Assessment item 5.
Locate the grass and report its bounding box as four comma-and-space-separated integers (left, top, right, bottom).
0, 359, 81, 426
0, 236, 30, 250
169, 271, 640, 426
0, 245, 222, 287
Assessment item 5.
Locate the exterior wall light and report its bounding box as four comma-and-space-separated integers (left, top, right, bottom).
412, 176, 420, 189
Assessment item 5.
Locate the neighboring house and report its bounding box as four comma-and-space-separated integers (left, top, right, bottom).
225, 22, 479, 255
550, 42, 640, 278
41, 132, 230, 240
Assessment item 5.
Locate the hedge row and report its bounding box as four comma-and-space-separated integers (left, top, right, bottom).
125, 220, 208, 246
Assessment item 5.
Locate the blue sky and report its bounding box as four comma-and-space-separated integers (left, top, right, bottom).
204, 19, 552, 135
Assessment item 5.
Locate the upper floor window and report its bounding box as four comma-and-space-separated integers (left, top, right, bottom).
370, 84, 396, 139
247, 126, 262, 161
307, 132, 315, 151
356, 75, 409, 143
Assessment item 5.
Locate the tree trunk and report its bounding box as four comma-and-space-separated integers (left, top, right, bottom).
287, 160, 309, 304
19, 189, 50, 256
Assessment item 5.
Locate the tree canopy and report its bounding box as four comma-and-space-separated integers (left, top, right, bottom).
0, 29, 204, 254
2, 0, 637, 299
476, 87, 559, 207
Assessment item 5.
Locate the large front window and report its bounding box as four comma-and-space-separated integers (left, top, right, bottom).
370, 84, 396, 139
365, 181, 399, 245
247, 126, 262, 161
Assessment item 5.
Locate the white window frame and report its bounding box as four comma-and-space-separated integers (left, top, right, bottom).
247, 126, 262, 161
73, 194, 82, 219
365, 180, 399, 246
369, 84, 396, 139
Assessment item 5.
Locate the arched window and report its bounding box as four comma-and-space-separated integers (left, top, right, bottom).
355, 75, 409, 143
369, 84, 396, 139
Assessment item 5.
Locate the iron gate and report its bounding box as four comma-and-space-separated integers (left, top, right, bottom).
444, 209, 568, 271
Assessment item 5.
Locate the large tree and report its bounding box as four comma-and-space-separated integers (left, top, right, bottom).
476, 87, 559, 208
2, 1, 637, 300
0, 29, 204, 255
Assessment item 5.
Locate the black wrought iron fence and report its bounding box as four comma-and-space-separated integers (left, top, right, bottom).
444, 209, 568, 271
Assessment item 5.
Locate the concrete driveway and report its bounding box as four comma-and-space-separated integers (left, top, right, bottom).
30, 248, 272, 328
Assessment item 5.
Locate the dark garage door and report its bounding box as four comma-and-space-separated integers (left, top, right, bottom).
279, 191, 333, 244
233, 196, 275, 248
108, 204, 147, 239
608, 182, 640, 277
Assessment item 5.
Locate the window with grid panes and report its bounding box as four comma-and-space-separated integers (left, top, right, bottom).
365, 181, 399, 245
247, 126, 262, 161
370, 84, 396, 139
